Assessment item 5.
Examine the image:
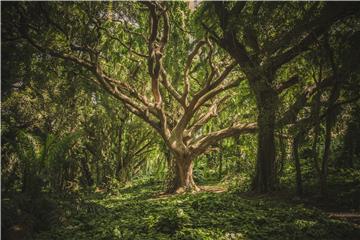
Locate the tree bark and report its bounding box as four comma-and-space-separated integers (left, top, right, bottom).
252, 93, 278, 193
80, 155, 94, 186
340, 121, 356, 168
167, 156, 199, 193
320, 112, 334, 197
277, 130, 286, 183
115, 126, 124, 178
95, 156, 100, 185
292, 134, 303, 197
218, 148, 223, 181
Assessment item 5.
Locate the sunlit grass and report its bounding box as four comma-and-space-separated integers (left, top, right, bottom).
35, 182, 359, 240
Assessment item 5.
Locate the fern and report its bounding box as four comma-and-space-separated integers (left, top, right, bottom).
14, 130, 82, 193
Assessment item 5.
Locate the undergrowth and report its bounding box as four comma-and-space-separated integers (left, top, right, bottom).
30, 182, 360, 240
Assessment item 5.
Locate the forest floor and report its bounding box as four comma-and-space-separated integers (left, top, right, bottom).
33, 181, 360, 240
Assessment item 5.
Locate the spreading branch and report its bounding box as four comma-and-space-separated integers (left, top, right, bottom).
190, 122, 257, 157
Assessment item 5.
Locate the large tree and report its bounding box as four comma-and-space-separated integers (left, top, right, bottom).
200, 1, 360, 192
4, 1, 259, 193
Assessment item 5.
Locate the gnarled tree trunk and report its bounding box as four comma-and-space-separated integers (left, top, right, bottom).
167, 156, 199, 193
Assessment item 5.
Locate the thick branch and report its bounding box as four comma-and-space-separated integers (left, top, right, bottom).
276, 75, 300, 93
21, 23, 165, 139
143, 2, 172, 138
268, 3, 360, 71
160, 69, 183, 106
190, 122, 257, 157
21, 29, 93, 70
172, 62, 238, 136
277, 75, 335, 127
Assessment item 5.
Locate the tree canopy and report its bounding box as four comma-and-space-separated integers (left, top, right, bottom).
2, 1, 360, 240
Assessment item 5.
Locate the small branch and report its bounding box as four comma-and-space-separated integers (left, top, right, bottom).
21, 28, 93, 70
101, 27, 149, 58
182, 39, 207, 105
188, 95, 230, 136
160, 68, 184, 106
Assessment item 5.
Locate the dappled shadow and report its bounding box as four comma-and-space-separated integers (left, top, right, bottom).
200, 184, 227, 193
33, 182, 360, 240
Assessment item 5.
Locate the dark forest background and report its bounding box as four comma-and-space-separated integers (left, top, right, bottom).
2, 1, 360, 240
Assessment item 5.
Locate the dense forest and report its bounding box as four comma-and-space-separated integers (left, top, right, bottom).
1, 1, 360, 239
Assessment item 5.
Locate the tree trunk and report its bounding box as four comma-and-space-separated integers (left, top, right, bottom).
292, 134, 303, 197
80, 155, 94, 186
320, 113, 334, 197
96, 157, 100, 185
21, 166, 29, 194
277, 130, 286, 182
115, 126, 123, 178
167, 157, 199, 193
252, 94, 278, 193
320, 72, 339, 197
218, 148, 223, 181
340, 121, 356, 168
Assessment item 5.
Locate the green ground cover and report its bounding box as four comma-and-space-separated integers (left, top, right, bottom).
33, 182, 359, 240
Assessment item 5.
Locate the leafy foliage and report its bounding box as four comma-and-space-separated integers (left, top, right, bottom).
1, 2, 360, 240
33, 182, 359, 240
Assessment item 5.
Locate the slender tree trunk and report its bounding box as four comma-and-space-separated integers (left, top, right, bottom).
96, 157, 100, 185
310, 91, 323, 197
115, 161, 122, 179
218, 149, 223, 181
292, 134, 303, 197
253, 93, 278, 193
340, 120, 356, 168
277, 130, 286, 182
320, 113, 335, 197
115, 126, 123, 178
80, 155, 93, 186
320, 38, 340, 197
3, 162, 18, 194
21, 167, 29, 193
320, 71, 339, 196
